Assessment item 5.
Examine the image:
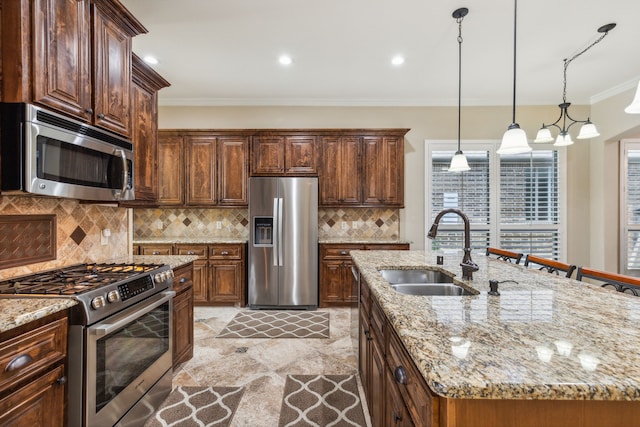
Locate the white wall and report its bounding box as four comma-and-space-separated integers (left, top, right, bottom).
158, 102, 609, 266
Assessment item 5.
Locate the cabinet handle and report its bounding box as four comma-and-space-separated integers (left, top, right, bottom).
340, 251, 348, 255
187, 251, 195, 255
152, 251, 160, 255
5, 354, 33, 372
179, 278, 187, 283
85, 108, 93, 115
394, 366, 407, 385
56, 376, 67, 385
221, 251, 229, 255
97, 113, 105, 119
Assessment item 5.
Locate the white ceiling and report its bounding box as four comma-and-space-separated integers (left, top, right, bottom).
121, 0, 640, 107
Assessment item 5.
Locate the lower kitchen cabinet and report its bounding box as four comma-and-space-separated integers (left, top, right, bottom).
138, 243, 173, 256
319, 243, 409, 307
0, 311, 68, 427
172, 262, 194, 368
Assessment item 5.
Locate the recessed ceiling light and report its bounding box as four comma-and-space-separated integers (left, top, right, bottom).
279, 55, 293, 66
143, 55, 159, 65
391, 55, 405, 66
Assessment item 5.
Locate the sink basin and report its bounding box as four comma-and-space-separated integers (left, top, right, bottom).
379, 269, 454, 284
379, 269, 474, 296
390, 283, 473, 296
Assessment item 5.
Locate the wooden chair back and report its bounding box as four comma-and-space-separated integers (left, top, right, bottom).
576, 267, 640, 296
524, 254, 576, 278
486, 247, 523, 264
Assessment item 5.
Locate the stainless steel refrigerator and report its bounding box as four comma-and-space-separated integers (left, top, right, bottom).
248, 177, 318, 309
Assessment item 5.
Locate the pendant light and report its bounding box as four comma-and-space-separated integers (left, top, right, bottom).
448, 7, 471, 172
625, 80, 640, 114
497, 0, 531, 155
534, 23, 615, 145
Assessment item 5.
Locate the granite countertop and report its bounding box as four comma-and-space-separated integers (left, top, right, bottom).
0, 299, 77, 334
350, 249, 640, 401
319, 238, 412, 245
133, 237, 247, 244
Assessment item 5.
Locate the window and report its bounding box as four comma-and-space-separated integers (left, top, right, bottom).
425, 141, 566, 260
620, 140, 640, 276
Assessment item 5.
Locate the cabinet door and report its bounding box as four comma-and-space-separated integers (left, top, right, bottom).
358, 308, 371, 401
157, 135, 184, 205
173, 287, 194, 368
385, 367, 414, 427
370, 328, 385, 427
251, 136, 285, 175
320, 137, 361, 205
0, 365, 66, 427
191, 260, 209, 304
285, 136, 317, 175
209, 261, 243, 303
363, 136, 404, 206
32, 0, 91, 121
186, 136, 217, 206
130, 79, 158, 201
91, 2, 132, 137
320, 261, 345, 305
218, 137, 249, 206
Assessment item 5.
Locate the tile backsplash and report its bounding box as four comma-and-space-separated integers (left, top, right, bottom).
0, 195, 129, 279
133, 207, 400, 240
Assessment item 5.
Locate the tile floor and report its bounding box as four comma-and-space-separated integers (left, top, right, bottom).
171, 306, 371, 426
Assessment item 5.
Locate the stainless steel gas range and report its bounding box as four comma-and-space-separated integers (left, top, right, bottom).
0, 263, 175, 427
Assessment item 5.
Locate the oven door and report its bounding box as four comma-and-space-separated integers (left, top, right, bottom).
86, 290, 174, 427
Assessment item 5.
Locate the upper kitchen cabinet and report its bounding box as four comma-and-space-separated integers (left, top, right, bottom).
0, 0, 146, 137
158, 130, 250, 207
129, 54, 170, 202
362, 135, 404, 206
251, 132, 318, 176
320, 136, 362, 206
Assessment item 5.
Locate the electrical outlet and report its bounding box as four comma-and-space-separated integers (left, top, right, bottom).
341, 221, 348, 230
157, 221, 163, 230
216, 221, 222, 229
352, 221, 358, 229
100, 228, 110, 246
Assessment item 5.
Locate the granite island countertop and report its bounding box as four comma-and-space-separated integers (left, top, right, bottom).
0, 298, 77, 334
350, 249, 640, 401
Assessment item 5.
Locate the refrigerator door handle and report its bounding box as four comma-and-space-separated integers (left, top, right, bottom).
272, 197, 279, 266
277, 197, 284, 266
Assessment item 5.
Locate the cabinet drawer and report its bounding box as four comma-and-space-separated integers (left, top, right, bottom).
363, 243, 410, 251
321, 245, 364, 260
172, 263, 194, 293
175, 245, 208, 259
370, 298, 385, 342
0, 317, 67, 395
139, 244, 173, 256
209, 245, 243, 260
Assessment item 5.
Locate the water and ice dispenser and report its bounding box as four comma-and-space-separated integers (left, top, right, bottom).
253, 217, 273, 246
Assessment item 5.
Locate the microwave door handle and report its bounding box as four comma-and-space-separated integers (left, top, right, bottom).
114, 149, 128, 196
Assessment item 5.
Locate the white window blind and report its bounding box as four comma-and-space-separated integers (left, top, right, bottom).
620, 141, 640, 275
426, 141, 565, 260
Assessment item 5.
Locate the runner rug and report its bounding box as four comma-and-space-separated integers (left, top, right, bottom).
217, 311, 330, 339
144, 386, 244, 427
278, 375, 366, 427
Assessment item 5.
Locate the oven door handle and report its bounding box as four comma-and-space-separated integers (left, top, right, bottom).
89, 291, 175, 337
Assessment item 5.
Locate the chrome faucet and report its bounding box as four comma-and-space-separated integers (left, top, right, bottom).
427, 208, 479, 280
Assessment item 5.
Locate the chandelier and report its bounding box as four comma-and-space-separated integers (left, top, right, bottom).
533, 23, 616, 146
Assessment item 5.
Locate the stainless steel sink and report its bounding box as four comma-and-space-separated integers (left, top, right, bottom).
379, 269, 454, 284
379, 269, 474, 296
390, 283, 473, 296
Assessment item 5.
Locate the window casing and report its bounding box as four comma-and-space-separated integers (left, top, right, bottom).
620, 139, 640, 276
425, 141, 566, 260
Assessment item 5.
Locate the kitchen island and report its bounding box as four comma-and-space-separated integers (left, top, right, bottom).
351, 250, 640, 427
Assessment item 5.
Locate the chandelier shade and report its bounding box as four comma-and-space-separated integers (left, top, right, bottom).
448, 7, 470, 172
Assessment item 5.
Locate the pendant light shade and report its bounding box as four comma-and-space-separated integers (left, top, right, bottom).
448, 7, 470, 172
554, 132, 573, 147
625, 81, 640, 114
498, 0, 531, 156
534, 127, 554, 143
577, 121, 599, 139
498, 124, 532, 154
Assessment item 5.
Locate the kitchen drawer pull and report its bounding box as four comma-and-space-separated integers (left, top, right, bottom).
394, 366, 407, 385
5, 354, 33, 372
187, 251, 195, 255
221, 251, 229, 255
152, 251, 160, 255
340, 251, 348, 255
56, 376, 67, 385
179, 277, 187, 283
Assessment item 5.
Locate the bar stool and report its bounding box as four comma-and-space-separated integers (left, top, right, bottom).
486, 247, 523, 264
576, 267, 640, 296
524, 254, 576, 278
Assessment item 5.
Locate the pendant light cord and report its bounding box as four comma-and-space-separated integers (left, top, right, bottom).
457, 14, 464, 151
511, 0, 518, 125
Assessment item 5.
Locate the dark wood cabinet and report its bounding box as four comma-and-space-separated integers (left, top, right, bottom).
129, 54, 170, 202
320, 136, 361, 205
138, 244, 173, 256
172, 263, 194, 368
1, 0, 146, 137
251, 132, 318, 176
157, 130, 250, 207
0, 311, 68, 427
320, 243, 409, 307
363, 135, 404, 206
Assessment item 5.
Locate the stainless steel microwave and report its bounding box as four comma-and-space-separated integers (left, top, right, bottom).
0, 103, 134, 201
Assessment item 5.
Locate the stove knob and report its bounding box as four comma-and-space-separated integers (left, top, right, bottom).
107, 290, 120, 303
155, 273, 163, 282
91, 296, 106, 310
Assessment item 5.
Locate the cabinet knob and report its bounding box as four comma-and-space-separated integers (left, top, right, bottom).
393, 412, 402, 423
56, 376, 67, 385
5, 354, 33, 372
97, 113, 105, 119
85, 108, 93, 115
394, 366, 407, 385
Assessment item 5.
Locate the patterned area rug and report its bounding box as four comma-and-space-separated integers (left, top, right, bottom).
278, 375, 366, 427
144, 386, 244, 427
217, 311, 330, 338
